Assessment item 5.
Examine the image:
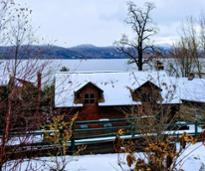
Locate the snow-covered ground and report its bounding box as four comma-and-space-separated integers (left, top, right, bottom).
176, 143, 205, 171
3, 142, 205, 171
0, 135, 43, 146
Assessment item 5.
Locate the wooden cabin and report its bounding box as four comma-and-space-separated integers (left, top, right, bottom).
54, 71, 181, 121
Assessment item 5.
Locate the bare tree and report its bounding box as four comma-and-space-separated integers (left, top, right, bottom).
170, 17, 204, 78
115, 1, 157, 71
0, 2, 48, 170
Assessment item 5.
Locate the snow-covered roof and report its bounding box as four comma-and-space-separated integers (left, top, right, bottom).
170, 77, 205, 103
55, 71, 181, 108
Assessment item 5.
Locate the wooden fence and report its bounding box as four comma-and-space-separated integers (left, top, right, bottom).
1, 117, 204, 156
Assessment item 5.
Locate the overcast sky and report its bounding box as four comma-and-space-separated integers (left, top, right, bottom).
17, 0, 205, 47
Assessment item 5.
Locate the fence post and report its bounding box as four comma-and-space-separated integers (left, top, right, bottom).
131, 124, 135, 138
70, 136, 75, 154
69, 122, 75, 154
194, 121, 198, 136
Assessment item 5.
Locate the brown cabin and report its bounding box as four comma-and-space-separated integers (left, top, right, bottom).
55, 73, 180, 122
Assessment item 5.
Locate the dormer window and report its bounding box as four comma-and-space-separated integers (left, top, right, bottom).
84, 93, 96, 104
132, 81, 162, 103
141, 93, 151, 102
74, 82, 104, 105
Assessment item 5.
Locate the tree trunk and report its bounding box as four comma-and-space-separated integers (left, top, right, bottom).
138, 46, 143, 71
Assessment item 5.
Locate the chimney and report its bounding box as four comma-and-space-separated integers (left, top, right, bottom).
188, 73, 194, 80
155, 60, 164, 71
36, 72, 42, 121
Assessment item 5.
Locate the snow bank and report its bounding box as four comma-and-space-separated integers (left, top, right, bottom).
4, 143, 205, 171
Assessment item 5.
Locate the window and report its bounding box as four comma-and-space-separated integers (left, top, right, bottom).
84, 93, 96, 104
141, 93, 150, 102
141, 93, 155, 102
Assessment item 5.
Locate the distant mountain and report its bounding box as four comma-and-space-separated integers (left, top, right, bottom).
0, 45, 83, 59
72, 44, 97, 49
0, 44, 127, 59
70, 44, 126, 59
0, 44, 171, 59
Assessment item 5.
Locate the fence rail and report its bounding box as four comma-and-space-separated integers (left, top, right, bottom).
1, 117, 204, 155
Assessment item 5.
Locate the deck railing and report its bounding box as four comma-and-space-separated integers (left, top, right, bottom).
1, 118, 204, 154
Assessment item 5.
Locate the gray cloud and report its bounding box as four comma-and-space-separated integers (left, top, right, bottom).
17, 0, 205, 47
